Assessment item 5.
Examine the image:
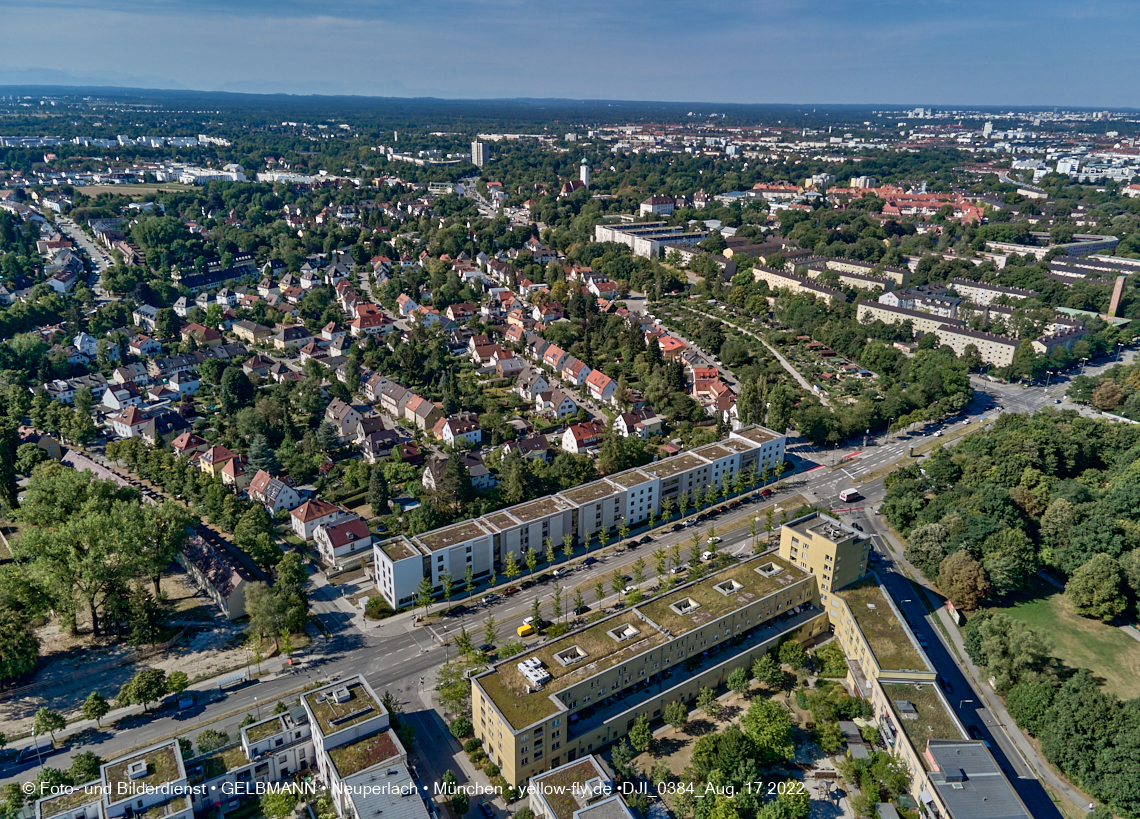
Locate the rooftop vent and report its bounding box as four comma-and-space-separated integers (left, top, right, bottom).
554, 646, 588, 667
755, 562, 782, 578
127, 760, 148, 780
607, 624, 641, 643
714, 579, 743, 596
518, 658, 551, 688
331, 686, 352, 704
669, 597, 702, 616
895, 700, 917, 719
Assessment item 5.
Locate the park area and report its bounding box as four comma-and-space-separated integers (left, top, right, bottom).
996, 586, 1140, 700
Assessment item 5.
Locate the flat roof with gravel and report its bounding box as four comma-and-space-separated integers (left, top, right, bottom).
509, 496, 569, 523
644, 452, 706, 479
693, 443, 734, 461
304, 680, 385, 736
732, 427, 781, 446
606, 469, 654, 489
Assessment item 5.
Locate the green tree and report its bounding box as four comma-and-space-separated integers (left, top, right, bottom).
610, 738, 635, 779
1065, 553, 1127, 622
127, 587, 166, 646
664, 700, 689, 732
727, 667, 750, 696
166, 671, 189, 695
196, 728, 229, 754
415, 576, 433, 616
260, 787, 298, 818
440, 571, 454, 610
1006, 681, 1055, 737
697, 687, 722, 720
82, 692, 110, 726
562, 533, 574, 562
33, 708, 65, 741
525, 548, 538, 577
504, 551, 520, 580
962, 612, 1051, 691
905, 523, 950, 577
464, 565, 475, 599
741, 698, 794, 763
0, 606, 38, 682
629, 713, 652, 752
938, 551, 992, 610
367, 466, 390, 514
483, 614, 497, 647
778, 641, 807, 669
117, 668, 168, 712
219, 367, 255, 415
595, 580, 606, 609
573, 589, 585, 617
545, 538, 556, 566
753, 654, 784, 692
531, 595, 542, 627
618, 517, 629, 544
69, 751, 104, 783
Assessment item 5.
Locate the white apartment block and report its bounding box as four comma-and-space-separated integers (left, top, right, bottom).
373, 426, 786, 609
594, 222, 707, 259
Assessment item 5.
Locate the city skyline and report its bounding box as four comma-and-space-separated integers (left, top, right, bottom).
2, 0, 1139, 105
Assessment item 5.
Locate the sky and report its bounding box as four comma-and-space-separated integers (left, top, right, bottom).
1, 0, 1139, 106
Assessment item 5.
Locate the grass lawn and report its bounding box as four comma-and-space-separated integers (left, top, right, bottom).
996, 589, 1140, 700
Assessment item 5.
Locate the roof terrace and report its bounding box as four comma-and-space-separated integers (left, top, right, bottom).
102, 742, 183, 804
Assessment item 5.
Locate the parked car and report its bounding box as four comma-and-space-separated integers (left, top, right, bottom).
967, 725, 983, 741
939, 677, 953, 694
482, 593, 500, 605
504, 586, 520, 596
640, 535, 653, 544
582, 557, 597, 567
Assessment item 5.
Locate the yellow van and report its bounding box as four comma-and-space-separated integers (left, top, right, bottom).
517, 623, 536, 637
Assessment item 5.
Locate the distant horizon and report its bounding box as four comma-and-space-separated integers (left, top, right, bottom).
0, 83, 1137, 116
2, 0, 1139, 107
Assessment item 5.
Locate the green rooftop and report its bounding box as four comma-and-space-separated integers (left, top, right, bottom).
882, 683, 963, 759
532, 759, 609, 819
190, 748, 248, 784
606, 469, 653, 489
38, 783, 101, 819
836, 580, 929, 671
380, 536, 420, 561
639, 555, 805, 636
560, 480, 618, 505
245, 716, 286, 743
137, 795, 191, 819
103, 743, 182, 804
508, 497, 567, 523
416, 519, 488, 552
304, 681, 384, 736
326, 730, 400, 778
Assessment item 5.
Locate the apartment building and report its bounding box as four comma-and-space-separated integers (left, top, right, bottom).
471, 550, 828, 786
856, 302, 956, 336
373, 426, 787, 609
797, 259, 893, 292
933, 325, 1020, 368
753, 265, 846, 306
948, 278, 1037, 305
821, 257, 910, 287
593, 222, 708, 260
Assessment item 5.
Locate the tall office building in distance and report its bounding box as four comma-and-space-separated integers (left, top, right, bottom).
472, 141, 485, 168
580, 157, 589, 189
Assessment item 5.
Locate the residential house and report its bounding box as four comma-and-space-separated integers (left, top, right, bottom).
128, 334, 163, 357
435, 413, 482, 447
102, 383, 144, 411
379, 381, 413, 417
403, 395, 441, 431
181, 323, 222, 348
584, 369, 617, 404
248, 470, 303, 515
73, 331, 100, 358
562, 419, 605, 454
350, 304, 391, 337
107, 406, 151, 439
494, 349, 526, 378
422, 452, 498, 493
396, 293, 419, 317
514, 367, 549, 401
291, 498, 344, 541
361, 428, 402, 463
616, 408, 664, 438
169, 371, 200, 397
535, 389, 578, 419
560, 356, 592, 387
232, 319, 273, 345
242, 354, 275, 378
178, 532, 251, 619
314, 517, 374, 569
171, 431, 210, 458
139, 411, 191, 448
542, 344, 569, 372
273, 325, 313, 351
112, 363, 152, 387
325, 398, 363, 438
132, 304, 159, 330
501, 434, 553, 463
197, 445, 238, 478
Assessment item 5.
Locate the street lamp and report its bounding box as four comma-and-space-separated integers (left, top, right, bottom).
959, 698, 975, 710
1080, 357, 1089, 375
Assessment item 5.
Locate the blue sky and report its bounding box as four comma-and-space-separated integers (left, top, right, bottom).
1, 0, 1138, 105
